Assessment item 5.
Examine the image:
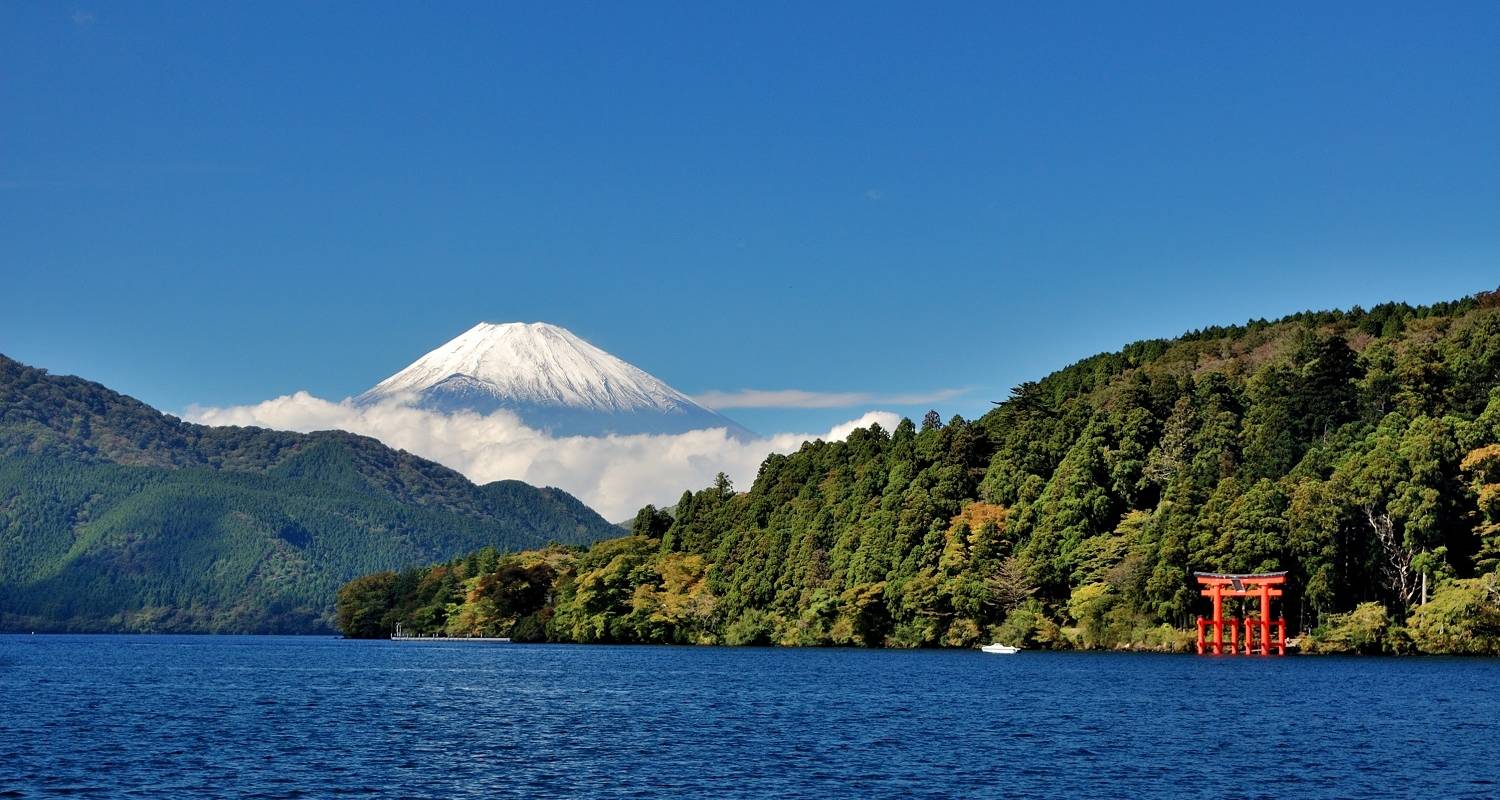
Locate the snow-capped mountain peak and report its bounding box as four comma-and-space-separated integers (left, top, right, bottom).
356, 322, 752, 438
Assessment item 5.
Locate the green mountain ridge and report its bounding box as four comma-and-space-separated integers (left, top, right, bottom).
0, 354, 619, 633
341, 288, 1500, 654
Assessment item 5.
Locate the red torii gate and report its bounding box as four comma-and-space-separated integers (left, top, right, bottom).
1194, 572, 1287, 655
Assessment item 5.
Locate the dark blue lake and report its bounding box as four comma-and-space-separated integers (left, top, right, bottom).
2, 636, 1497, 798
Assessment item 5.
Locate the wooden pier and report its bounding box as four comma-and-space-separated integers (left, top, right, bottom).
391, 623, 511, 643
390, 635, 512, 643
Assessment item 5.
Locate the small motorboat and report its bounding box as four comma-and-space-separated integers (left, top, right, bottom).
980, 643, 1020, 654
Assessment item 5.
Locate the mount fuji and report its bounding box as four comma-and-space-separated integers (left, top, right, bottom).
356, 322, 754, 439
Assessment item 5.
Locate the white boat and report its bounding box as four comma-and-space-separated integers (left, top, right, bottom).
980, 643, 1020, 654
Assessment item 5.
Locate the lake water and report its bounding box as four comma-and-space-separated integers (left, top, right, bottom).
2, 636, 1497, 799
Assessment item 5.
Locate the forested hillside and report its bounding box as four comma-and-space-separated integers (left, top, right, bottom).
0, 355, 618, 633
343, 290, 1500, 653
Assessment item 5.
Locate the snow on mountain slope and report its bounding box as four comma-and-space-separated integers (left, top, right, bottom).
356, 322, 754, 438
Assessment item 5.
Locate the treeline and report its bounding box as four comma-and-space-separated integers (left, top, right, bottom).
0, 355, 618, 632
341, 290, 1500, 653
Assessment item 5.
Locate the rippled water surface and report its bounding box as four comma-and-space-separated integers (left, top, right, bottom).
2, 636, 1498, 798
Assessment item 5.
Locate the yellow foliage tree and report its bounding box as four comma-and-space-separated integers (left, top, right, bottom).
1462, 444, 1500, 571
941, 502, 1007, 571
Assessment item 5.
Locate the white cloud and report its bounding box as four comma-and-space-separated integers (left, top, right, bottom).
186, 394, 901, 521
692, 387, 967, 410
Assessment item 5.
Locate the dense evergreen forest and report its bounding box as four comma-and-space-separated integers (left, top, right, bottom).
343, 290, 1500, 654
0, 355, 618, 633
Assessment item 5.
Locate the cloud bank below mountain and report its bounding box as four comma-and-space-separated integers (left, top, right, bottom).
187, 394, 901, 520
692, 387, 968, 409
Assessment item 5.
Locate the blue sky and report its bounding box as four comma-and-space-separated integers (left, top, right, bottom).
3, 2, 1498, 435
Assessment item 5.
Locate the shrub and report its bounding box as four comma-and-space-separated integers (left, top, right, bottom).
724, 608, 776, 646
1406, 576, 1500, 655
1304, 602, 1405, 654
993, 600, 1062, 649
